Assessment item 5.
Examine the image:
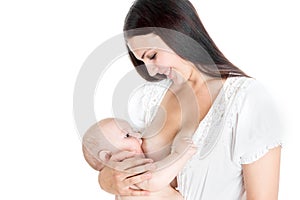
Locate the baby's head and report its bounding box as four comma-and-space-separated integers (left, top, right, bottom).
82, 118, 143, 171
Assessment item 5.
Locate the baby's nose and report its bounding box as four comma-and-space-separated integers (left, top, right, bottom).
130, 132, 143, 144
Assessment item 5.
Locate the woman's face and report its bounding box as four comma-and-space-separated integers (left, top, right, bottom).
127, 33, 195, 85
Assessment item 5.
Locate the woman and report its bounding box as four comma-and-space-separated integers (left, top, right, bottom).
98, 0, 282, 199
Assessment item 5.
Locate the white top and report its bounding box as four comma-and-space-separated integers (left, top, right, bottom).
128, 77, 282, 200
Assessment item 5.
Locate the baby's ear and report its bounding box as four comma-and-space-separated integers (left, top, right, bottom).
98, 150, 111, 162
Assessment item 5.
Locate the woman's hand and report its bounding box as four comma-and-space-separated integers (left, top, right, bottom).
98, 151, 156, 196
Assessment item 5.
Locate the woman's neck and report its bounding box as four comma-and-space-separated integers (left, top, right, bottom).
184, 66, 225, 122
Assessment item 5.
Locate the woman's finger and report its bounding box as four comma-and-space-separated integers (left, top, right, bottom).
124, 163, 156, 175
124, 172, 152, 188
113, 158, 154, 172
128, 188, 151, 196
107, 156, 154, 172
119, 157, 154, 171
110, 151, 136, 161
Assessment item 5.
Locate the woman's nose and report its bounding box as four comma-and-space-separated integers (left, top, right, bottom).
145, 63, 159, 77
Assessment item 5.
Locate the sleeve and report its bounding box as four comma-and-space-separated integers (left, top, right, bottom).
127, 79, 171, 132
234, 80, 283, 165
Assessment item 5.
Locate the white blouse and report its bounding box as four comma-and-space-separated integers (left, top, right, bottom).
128, 77, 282, 200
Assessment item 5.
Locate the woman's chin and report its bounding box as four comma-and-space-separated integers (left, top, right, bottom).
171, 75, 188, 85
169, 70, 188, 85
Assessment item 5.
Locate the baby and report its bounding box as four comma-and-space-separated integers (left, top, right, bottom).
82, 118, 196, 200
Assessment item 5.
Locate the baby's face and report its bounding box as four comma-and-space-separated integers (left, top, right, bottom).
102, 119, 143, 155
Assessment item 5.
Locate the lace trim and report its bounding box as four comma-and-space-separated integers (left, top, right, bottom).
141, 79, 172, 127
240, 141, 282, 164
177, 77, 254, 196
192, 77, 252, 159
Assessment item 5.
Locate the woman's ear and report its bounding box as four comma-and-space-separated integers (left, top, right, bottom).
98, 150, 112, 162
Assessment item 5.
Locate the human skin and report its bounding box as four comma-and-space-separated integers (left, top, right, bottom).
99, 34, 281, 199
83, 118, 196, 200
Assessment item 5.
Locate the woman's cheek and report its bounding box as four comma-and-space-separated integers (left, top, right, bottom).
157, 52, 172, 67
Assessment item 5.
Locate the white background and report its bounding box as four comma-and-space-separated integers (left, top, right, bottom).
0, 0, 299, 199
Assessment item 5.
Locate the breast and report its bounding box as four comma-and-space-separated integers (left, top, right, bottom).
141, 134, 173, 161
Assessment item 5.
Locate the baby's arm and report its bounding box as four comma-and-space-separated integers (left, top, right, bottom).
135, 136, 196, 191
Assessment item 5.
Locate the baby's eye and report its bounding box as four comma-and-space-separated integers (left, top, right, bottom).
125, 133, 130, 138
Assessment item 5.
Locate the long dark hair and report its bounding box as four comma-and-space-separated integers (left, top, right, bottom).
124, 0, 248, 81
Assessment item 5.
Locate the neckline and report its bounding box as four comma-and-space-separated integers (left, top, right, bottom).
197, 77, 230, 128
191, 77, 236, 159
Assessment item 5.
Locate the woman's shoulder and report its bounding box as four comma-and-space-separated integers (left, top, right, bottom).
225, 76, 271, 105
230, 77, 283, 164
217, 76, 283, 165
226, 76, 256, 93
231, 77, 275, 106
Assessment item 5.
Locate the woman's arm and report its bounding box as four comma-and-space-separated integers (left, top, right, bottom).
242, 146, 281, 200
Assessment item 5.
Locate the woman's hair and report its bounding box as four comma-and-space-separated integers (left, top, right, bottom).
123, 0, 248, 81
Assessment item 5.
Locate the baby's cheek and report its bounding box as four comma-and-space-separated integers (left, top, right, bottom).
121, 140, 141, 153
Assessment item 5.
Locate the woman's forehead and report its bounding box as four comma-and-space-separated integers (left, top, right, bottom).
127, 33, 168, 51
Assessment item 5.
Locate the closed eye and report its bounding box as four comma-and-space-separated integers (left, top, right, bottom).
148, 53, 157, 60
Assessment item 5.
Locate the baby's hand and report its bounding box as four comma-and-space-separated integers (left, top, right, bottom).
172, 137, 197, 155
